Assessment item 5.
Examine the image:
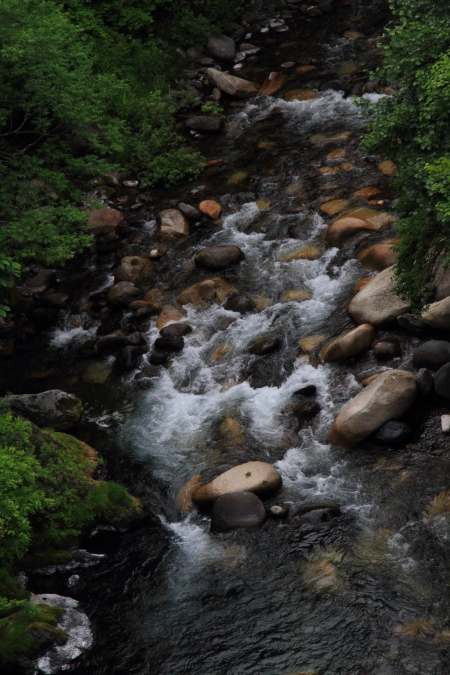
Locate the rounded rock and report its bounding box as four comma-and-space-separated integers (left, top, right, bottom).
248, 335, 281, 355
198, 200, 222, 219
413, 340, 450, 371
348, 266, 411, 326
320, 324, 375, 362
373, 338, 401, 360
195, 245, 245, 269
211, 492, 267, 532
192, 461, 282, 503
114, 257, 154, 286
107, 282, 141, 307
434, 363, 450, 400
375, 420, 412, 445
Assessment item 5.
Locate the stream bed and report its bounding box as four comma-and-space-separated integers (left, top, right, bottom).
5, 0, 450, 673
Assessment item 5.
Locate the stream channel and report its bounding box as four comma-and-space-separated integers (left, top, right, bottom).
5, 0, 450, 673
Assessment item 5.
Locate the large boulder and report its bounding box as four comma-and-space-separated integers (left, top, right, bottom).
329, 370, 417, 448
207, 68, 258, 99
207, 33, 235, 61
412, 340, 450, 371
192, 461, 282, 504
348, 266, 411, 325
23, 270, 55, 296
195, 245, 245, 269
157, 209, 189, 241
421, 297, 450, 330
211, 492, 267, 532
88, 206, 124, 235
320, 324, 375, 362
177, 278, 236, 306
107, 282, 140, 307
8, 390, 83, 430
114, 257, 154, 286
434, 363, 450, 400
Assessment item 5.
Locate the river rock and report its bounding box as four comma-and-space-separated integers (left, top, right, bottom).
95, 331, 127, 356
160, 323, 192, 338
114, 257, 154, 286
248, 335, 281, 355
207, 68, 258, 98
88, 206, 124, 234
211, 492, 267, 532
108, 282, 140, 307
8, 390, 83, 430
417, 367, 434, 395
195, 245, 245, 269
329, 370, 417, 448
397, 313, 427, 335
373, 338, 401, 360
224, 294, 256, 313
115, 345, 144, 371
375, 420, 412, 445
192, 461, 282, 503
323, 217, 376, 247
23, 269, 55, 295
41, 292, 68, 307
157, 209, 189, 241
357, 242, 398, 271
421, 297, 450, 330
348, 266, 411, 325
207, 33, 235, 61
433, 363, 450, 400
294, 384, 317, 397
149, 351, 170, 366
268, 504, 290, 518
293, 401, 321, 423
156, 305, 186, 330
178, 203, 202, 220
186, 116, 224, 132
259, 72, 287, 95
320, 324, 375, 362
177, 278, 236, 306
199, 199, 222, 218
153, 336, 184, 352
412, 340, 450, 371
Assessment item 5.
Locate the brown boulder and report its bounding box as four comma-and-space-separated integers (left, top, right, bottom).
206, 68, 258, 99
320, 324, 376, 362
156, 305, 186, 330
199, 200, 222, 219
157, 209, 189, 241
88, 206, 124, 234
323, 217, 376, 247
259, 72, 287, 96
192, 461, 282, 504
114, 257, 154, 286
358, 242, 398, 271
195, 245, 245, 269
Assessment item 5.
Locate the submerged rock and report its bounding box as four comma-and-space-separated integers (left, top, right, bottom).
348, 266, 411, 325
177, 278, 235, 306
160, 323, 192, 338
433, 363, 450, 400
186, 116, 224, 132
373, 338, 401, 360
320, 324, 375, 362
259, 72, 287, 96
329, 370, 417, 448
224, 294, 256, 313
207, 68, 258, 98
248, 335, 281, 355
195, 245, 245, 269
192, 461, 282, 503
8, 390, 83, 430
358, 242, 398, 271
211, 492, 266, 532
413, 340, 450, 371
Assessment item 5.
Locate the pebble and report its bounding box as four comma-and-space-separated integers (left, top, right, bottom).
123, 180, 139, 188
441, 415, 450, 433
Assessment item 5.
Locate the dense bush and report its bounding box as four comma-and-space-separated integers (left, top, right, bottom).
0, 0, 248, 280
362, 0, 450, 310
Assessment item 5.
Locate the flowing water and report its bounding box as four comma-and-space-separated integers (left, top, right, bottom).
8, 1, 450, 673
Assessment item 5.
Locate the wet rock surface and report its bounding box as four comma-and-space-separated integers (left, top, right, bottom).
7, 390, 83, 429
211, 492, 267, 532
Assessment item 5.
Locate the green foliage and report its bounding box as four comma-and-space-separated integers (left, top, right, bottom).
201, 101, 225, 118
362, 0, 450, 311
0, 256, 21, 318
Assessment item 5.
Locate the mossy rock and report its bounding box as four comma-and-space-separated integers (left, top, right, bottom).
35, 604, 64, 626
20, 549, 72, 568
27, 621, 68, 651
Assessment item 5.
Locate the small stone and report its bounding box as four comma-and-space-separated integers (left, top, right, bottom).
227, 171, 248, 184
207, 33, 236, 61
224, 294, 256, 313
195, 245, 245, 269
158, 209, 189, 240
108, 282, 140, 307
373, 338, 402, 360
293, 401, 321, 422
114, 256, 154, 286
293, 384, 317, 397
268, 504, 289, 518
416, 368, 434, 395
259, 72, 287, 95
378, 160, 397, 176
320, 199, 349, 216
154, 336, 184, 352
149, 351, 170, 366
88, 206, 124, 235
186, 116, 223, 132
207, 68, 258, 98
284, 88, 319, 102
160, 323, 192, 339
147, 248, 167, 259
441, 415, 450, 434
358, 242, 398, 271
280, 289, 311, 303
